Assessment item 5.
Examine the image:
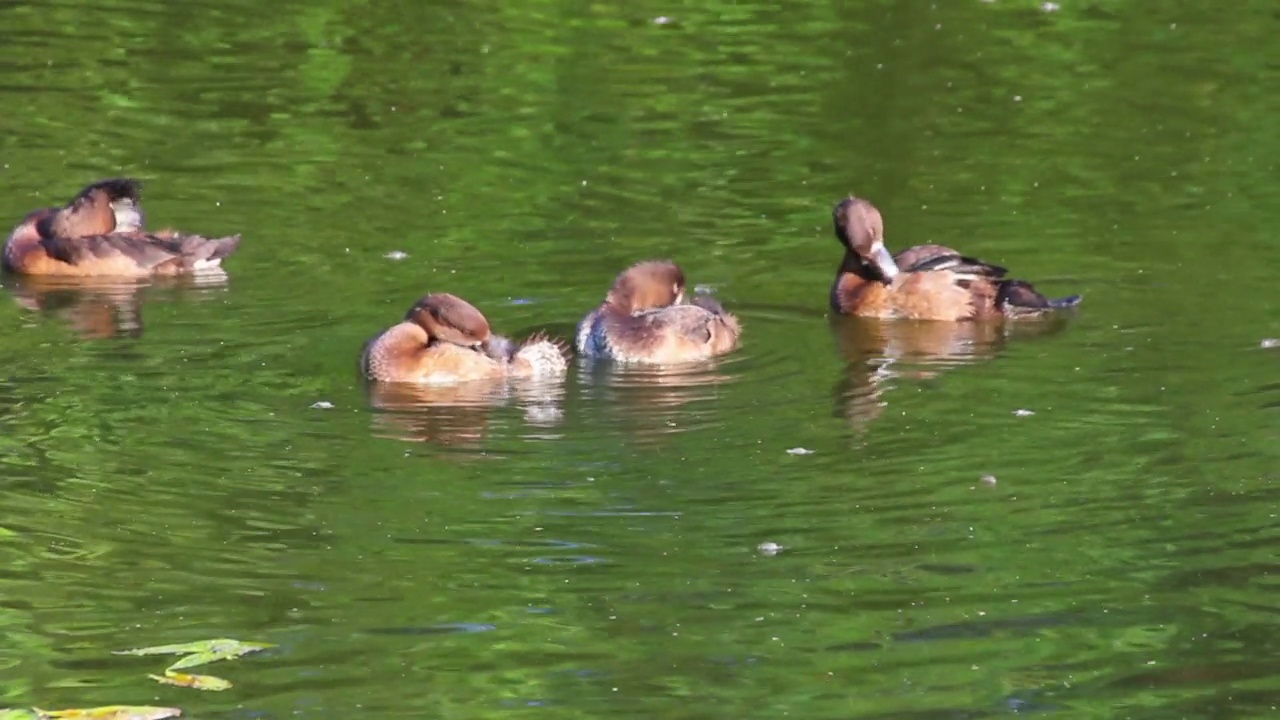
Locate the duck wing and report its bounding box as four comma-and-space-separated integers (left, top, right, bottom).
39, 231, 241, 273
895, 244, 1007, 278
634, 303, 740, 349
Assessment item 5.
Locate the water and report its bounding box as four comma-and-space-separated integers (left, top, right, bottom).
0, 0, 1277, 717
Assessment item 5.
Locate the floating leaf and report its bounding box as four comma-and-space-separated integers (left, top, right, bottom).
35, 707, 181, 720
164, 652, 223, 672
148, 671, 232, 692
115, 638, 274, 667
115, 642, 204, 657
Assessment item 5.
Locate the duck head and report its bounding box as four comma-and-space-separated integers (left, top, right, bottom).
35, 178, 144, 239
834, 197, 899, 284
604, 260, 686, 313
404, 293, 492, 347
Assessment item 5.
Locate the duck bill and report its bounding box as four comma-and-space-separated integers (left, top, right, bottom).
481, 334, 516, 362
869, 242, 899, 283
111, 199, 144, 232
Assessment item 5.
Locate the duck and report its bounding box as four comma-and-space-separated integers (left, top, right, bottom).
3, 178, 241, 277
829, 197, 1081, 320
361, 293, 568, 383
575, 260, 741, 364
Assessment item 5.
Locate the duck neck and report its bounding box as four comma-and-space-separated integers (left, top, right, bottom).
830, 251, 880, 313
2, 213, 51, 270
837, 249, 881, 282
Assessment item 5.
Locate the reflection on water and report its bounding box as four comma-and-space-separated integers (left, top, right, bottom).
3, 272, 230, 340
574, 358, 741, 442
832, 316, 1072, 431
367, 355, 743, 450
365, 376, 565, 449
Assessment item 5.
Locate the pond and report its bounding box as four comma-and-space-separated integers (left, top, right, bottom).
0, 0, 1277, 717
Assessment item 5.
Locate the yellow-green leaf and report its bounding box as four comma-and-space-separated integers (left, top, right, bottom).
164, 652, 221, 671
149, 671, 232, 692
35, 707, 181, 720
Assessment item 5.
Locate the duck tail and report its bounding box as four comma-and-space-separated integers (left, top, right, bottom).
154, 233, 241, 273
997, 280, 1082, 316
200, 234, 242, 261
510, 333, 570, 378
180, 233, 242, 264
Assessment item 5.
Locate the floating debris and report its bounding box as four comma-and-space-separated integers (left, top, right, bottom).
786, 447, 814, 456
979, 474, 998, 486
1040, 2, 1060, 11
757, 541, 783, 556
19, 708, 181, 720
383, 251, 409, 261
1260, 338, 1280, 349
1012, 409, 1035, 417
652, 16, 674, 25
311, 401, 335, 410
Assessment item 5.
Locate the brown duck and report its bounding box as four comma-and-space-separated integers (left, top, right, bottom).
575, 260, 741, 364
830, 197, 1080, 320
361, 293, 568, 383
3, 178, 241, 277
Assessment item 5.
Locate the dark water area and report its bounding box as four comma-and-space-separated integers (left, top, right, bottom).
0, 0, 1277, 717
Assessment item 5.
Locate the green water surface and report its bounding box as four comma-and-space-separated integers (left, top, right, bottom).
0, 0, 1277, 717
